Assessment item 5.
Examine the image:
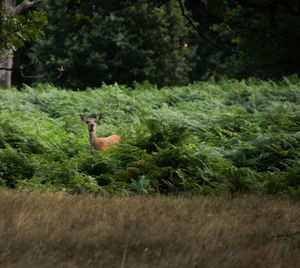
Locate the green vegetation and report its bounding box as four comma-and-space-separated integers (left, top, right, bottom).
152, 0, 300, 81
10, 0, 300, 89
0, 78, 300, 196
2, 1, 300, 89
0, 6, 47, 51
16, 0, 192, 88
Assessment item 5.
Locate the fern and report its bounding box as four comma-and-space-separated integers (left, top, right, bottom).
0, 78, 299, 195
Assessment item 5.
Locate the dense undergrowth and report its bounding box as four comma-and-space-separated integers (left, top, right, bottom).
0, 77, 299, 196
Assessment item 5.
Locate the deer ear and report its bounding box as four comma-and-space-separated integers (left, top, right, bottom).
96, 113, 102, 121
80, 114, 87, 122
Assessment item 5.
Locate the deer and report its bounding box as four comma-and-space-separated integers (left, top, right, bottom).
80, 113, 122, 152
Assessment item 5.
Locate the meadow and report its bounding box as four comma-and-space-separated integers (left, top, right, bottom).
0, 191, 299, 267
0, 77, 300, 196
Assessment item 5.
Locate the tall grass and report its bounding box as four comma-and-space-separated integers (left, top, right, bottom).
0, 191, 299, 267
0, 77, 299, 195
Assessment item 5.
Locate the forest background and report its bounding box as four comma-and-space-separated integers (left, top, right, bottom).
1, 0, 300, 89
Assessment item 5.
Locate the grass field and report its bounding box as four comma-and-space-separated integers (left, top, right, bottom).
0, 191, 299, 267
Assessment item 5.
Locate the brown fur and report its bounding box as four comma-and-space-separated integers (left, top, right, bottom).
80, 113, 121, 152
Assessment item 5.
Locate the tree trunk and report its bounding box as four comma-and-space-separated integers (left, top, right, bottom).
0, 0, 43, 88
0, 1, 15, 88
0, 49, 13, 88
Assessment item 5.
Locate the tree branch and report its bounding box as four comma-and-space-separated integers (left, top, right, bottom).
177, 0, 220, 50
0, 66, 64, 81
200, 3, 252, 39
14, 0, 43, 15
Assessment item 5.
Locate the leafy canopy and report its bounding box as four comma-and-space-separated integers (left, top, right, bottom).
0, 8, 47, 50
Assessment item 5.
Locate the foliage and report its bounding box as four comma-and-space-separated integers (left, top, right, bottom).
0, 9, 47, 50
6, 0, 300, 87
149, 0, 300, 80
0, 78, 299, 196
184, 0, 300, 80
15, 0, 193, 88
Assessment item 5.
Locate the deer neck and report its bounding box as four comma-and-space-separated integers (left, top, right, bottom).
89, 130, 98, 148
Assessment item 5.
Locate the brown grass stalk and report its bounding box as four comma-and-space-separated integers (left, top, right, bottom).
0, 191, 299, 267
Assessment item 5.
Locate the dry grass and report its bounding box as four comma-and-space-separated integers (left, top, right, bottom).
0, 191, 299, 268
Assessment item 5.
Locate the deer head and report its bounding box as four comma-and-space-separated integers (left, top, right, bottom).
80, 113, 102, 132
